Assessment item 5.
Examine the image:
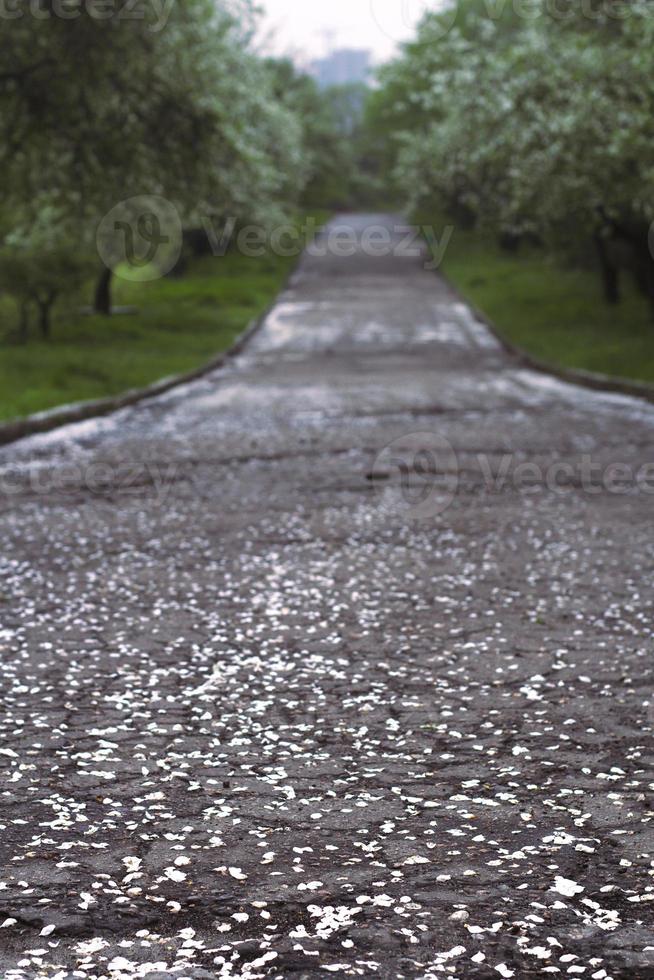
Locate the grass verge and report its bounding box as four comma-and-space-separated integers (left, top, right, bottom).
0, 212, 328, 423
432, 220, 654, 385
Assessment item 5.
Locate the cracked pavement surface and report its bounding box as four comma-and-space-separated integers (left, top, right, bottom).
0, 214, 653, 978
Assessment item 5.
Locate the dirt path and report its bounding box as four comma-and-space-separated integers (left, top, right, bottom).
0, 215, 652, 978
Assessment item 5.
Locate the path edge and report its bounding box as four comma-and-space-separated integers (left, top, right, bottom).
442, 275, 654, 407
6, 226, 653, 451
0, 266, 298, 450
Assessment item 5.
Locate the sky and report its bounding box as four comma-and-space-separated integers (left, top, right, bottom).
258, 0, 432, 65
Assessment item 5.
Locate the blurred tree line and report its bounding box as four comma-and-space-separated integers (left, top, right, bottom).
9, 0, 648, 347
0, 0, 376, 340
368, 0, 654, 316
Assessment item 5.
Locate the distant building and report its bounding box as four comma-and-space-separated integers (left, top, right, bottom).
309, 48, 371, 89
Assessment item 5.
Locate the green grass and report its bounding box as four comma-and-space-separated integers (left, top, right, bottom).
432, 220, 654, 385
0, 213, 329, 423
6, 209, 651, 424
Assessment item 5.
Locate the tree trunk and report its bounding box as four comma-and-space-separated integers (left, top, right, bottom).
641, 249, 654, 322
625, 236, 654, 321
596, 212, 654, 319
94, 266, 113, 315
18, 302, 29, 342
499, 231, 521, 254
594, 233, 620, 305
36, 293, 56, 339
37, 302, 50, 338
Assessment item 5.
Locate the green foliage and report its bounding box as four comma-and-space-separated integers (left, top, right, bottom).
0, 1, 304, 226
0, 2, 312, 332
379, 0, 654, 313
0, 232, 310, 421
0, 208, 94, 338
